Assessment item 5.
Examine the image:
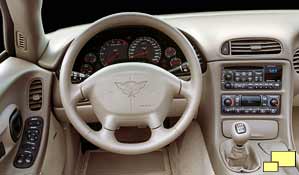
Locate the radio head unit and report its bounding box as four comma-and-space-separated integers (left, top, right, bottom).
221, 65, 282, 90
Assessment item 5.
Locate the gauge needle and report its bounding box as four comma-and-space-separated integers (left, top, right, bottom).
106, 52, 120, 64
130, 51, 148, 59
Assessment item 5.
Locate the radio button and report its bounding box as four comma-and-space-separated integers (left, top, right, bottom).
274, 83, 280, 89
235, 108, 241, 114
258, 108, 267, 114
224, 82, 232, 89
241, 77, 247, 82
244, 109, 250, 114
255, 72, 263, 76
251, 108, 258, 114
234, 72, 241, 77
235, 77, 241, 82
270, 109, 278, 114
247, 83, 254, 89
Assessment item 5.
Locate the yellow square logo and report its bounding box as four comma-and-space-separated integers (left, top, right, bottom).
263, 161, 279, 172
271, 151, 296, 167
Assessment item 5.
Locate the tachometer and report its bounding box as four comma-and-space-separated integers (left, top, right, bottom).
99, 39, 128, 66
128, 37, 161, 64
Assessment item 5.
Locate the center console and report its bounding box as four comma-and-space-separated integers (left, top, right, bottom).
200, 60, 295, 175
221, 65, 282, 116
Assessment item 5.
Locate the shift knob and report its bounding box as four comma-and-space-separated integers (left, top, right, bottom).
231, 121, 251, 147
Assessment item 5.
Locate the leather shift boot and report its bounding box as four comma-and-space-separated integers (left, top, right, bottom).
228, 145, 249, 168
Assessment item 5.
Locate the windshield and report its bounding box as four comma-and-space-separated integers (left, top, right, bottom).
0, 0, 298, 51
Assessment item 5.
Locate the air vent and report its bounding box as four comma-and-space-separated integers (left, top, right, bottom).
223, 39, 282, 55
293, 50, 299, 74
16, 31, 27, 50
29, 80, 42, 111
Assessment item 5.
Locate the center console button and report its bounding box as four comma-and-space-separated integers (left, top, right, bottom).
270, 109, 278, 114
235, 108, 241, 114
224, 82, 232, 89
234, 77, 240, 82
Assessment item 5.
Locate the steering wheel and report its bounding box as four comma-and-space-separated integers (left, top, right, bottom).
59, 13, 202, 155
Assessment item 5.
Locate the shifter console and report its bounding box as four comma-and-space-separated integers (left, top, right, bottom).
221, 121, 260, 173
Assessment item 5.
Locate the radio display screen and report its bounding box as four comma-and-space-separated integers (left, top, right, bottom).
264, 65, 282, 81
241, 96, 261, 106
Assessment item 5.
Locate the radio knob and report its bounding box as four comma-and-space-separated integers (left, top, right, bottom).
224, 98, 234, 106
270, 98, 279, 107
224, 73, 233, 81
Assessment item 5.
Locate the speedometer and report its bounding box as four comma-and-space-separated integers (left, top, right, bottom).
128, 37, 161, 64
99, 39, 128, 66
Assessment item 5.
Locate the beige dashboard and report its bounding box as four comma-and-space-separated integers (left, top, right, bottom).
38, 10, 299, 120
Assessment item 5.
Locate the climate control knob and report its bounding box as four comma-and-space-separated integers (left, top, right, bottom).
224, 98, 234, 106
270, 98, 279, 107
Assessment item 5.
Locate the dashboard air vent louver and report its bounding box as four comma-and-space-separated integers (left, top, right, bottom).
225, 39, 282, 55
293, 50, 299, 74
29, 80, 42, 111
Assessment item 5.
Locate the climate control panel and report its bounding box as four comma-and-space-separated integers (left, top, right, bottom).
221, 65, 282, 90
221, 94, 280, 115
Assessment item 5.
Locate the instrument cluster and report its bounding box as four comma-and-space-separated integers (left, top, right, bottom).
72, 26, 206, 83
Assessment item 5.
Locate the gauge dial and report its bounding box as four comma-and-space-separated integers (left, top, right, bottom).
169, 57, 182, 68
84, 53, 97, 63
165, 47, 177, 58
80, 64, 93, 75
128, 37, 161, 64
99, 39, 128, 66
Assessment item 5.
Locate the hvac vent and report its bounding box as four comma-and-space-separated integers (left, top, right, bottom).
16, 31, 27, 50
29, 80, 42, 111
222, 39, 282, 55
294, 50, 299, 74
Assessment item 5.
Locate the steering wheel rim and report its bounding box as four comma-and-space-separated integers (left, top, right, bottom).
59, 12, 202, 155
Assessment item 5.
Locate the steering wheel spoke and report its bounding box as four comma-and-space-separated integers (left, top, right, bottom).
179, 80, 194, 99
68, 83, 85, 105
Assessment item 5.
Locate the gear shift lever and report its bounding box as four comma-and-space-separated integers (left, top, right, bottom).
227, 121, 251, 167
221, 121, 260, 172
231, 121, 251, 147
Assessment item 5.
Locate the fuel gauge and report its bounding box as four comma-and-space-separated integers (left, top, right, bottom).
165, 47, 177, 58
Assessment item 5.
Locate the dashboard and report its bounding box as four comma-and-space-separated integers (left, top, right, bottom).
43, 11, 299, 175
71, 26, 206, 83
